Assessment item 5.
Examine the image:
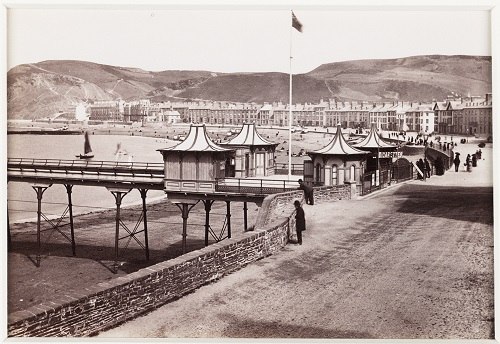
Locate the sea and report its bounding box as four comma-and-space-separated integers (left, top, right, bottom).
7, 134, 174, 223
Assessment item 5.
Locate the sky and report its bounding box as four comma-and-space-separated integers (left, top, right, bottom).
7, 8, 491, 74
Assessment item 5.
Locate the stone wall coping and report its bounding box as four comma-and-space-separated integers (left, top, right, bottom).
7, 184, 350, 336
7, 217, 289, 328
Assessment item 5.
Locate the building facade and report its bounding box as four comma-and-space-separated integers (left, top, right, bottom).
89, 100, 124, 122
87, 93, 492, 135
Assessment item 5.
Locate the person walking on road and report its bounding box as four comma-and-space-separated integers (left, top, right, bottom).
298, 179, 314, 205
453, 153, 461, 172
466, 154, 472, 172
294, 200, 305, 245
421, 158, 427, 181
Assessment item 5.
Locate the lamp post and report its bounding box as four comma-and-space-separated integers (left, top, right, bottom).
423, 132, 429, 159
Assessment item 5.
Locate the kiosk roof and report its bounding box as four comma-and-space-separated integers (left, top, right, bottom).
310, 124, 368, 156
158, 124, 232, 152
224, 123, 277, 147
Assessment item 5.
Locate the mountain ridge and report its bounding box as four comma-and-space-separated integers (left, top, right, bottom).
7, 55, 491, 119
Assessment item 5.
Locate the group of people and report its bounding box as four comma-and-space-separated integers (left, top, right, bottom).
453, 149, 482, 173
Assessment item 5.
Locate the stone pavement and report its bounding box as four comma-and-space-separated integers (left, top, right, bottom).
98, 142, 494, 339
426, 143, 493, 187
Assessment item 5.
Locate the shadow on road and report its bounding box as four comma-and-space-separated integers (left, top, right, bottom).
386, 184, 493, 225
220, 314, 375, 338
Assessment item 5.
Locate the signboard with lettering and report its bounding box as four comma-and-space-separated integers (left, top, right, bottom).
378, 151, 403, 159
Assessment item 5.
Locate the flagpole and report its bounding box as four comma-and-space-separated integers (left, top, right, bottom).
288, 10, 293, 179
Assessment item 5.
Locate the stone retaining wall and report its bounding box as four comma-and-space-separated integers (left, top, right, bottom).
426, 147, 454, 171
255, 184, 352, 229
313, 184, 352, 203
8, 184, 352, 337
255, 190, 304, 229
8, 219, 291, 337
401, 145, 425, 156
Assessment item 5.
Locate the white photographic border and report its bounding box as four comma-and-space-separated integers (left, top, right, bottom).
0, 1, 498, 343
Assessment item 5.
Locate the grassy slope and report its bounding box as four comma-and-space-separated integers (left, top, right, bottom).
7, 55, 492, 119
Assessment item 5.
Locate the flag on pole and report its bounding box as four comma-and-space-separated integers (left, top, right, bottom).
292, 11, 303, 32
289, 10, 302, 178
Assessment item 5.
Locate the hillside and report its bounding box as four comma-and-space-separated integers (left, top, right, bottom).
7, 55, 491, 119
7, 61, 215, 119
306, 55, 491, 101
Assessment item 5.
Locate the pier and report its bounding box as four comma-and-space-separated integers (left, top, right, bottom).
7, 157, 298, 271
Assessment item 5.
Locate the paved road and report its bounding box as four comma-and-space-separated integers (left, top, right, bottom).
99, 144, 494, 339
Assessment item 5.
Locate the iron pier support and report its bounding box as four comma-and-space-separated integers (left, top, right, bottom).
139, 189, 150, 261
109, 188, 131, 273
64, 184, 76, 256
174, 201, 199, 254
203, 200, 214, 246
32, 184, 52, 267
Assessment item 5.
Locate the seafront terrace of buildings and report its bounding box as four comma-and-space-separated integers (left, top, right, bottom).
85, 92, 492, 135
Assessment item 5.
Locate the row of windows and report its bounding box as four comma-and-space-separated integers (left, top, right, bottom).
315, 164, 360, 184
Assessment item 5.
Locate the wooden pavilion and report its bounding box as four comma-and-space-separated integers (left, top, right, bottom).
157, 124, 235, 193
221, 123, 278, 177
353, 122, 400, 172
306, 124, 369, 186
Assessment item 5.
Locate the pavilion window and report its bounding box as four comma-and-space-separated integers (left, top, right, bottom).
332, 165, 338, 185
315, 163, 322, 185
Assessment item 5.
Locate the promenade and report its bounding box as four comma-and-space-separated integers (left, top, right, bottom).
99, 142, 494, 339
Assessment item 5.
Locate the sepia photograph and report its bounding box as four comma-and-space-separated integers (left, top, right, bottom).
2, 0, 498, 341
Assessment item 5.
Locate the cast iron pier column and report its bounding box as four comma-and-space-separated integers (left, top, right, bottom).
203, 200, 214, 246
32, 184, 52, 267
64, 184, 76, 256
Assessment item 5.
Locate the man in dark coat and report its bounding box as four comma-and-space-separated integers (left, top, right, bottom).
294, 200, 305, 245
298, 179, 314, 205
453, 153, 461, 172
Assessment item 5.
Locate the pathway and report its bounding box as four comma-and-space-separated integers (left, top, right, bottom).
98, 143, 494, 339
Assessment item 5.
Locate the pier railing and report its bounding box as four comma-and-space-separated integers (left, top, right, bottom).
274, 163, 304, 175
8, 158, 300, 195
7, 158, 165, 189
8, 158, 164, 176
215, 178, 297, 195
